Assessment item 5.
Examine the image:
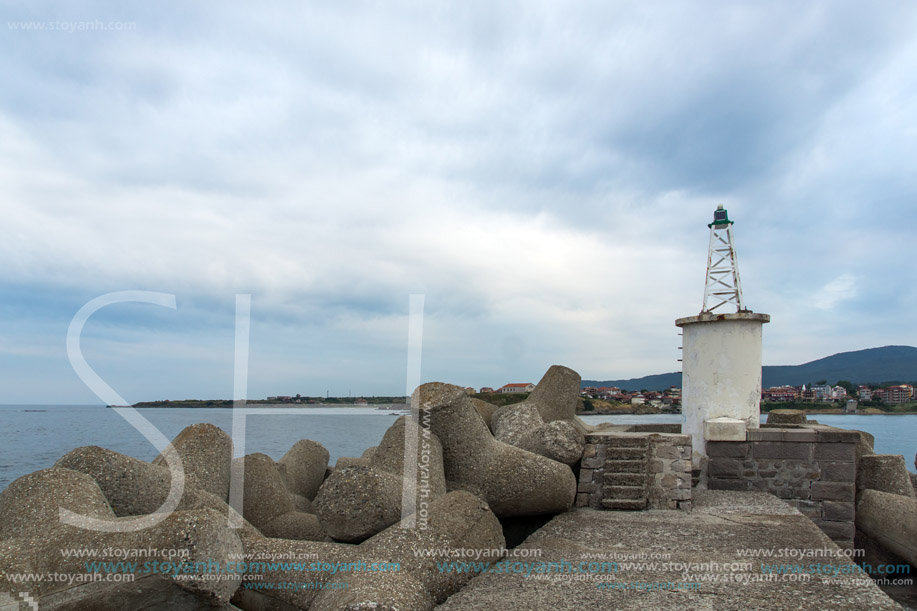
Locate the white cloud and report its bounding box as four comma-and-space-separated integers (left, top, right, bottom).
813, 274, 859, 310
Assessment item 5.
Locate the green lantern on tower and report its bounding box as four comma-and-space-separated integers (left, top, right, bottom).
702, 205, 744, 313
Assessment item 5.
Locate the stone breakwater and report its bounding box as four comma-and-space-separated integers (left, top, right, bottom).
0, 365, 607, 611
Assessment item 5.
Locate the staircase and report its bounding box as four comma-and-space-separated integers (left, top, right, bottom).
601, 436, 649, 510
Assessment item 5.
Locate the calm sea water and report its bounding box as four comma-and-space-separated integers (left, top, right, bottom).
0, 406, 914, 491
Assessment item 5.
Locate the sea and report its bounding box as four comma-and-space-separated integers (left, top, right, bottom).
0, 405, 915, 492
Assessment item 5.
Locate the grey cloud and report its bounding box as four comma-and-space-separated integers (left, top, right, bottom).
1, 1, 916, 400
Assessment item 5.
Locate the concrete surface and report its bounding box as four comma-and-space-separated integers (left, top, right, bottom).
436, 491, 901, 610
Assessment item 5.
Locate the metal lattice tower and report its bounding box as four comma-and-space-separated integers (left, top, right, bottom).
702, 205, 744, 313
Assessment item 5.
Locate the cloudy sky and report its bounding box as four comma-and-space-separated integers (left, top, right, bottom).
2, 1, 915, 404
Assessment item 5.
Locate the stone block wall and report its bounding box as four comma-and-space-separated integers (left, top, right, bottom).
647, 433, 693, 510
576, 432, 692, 511
707, 427, 858, 549
576, 440, 606, 508
629, 423, 683, 434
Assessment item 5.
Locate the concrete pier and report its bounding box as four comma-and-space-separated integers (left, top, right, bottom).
436, 491, 900, 610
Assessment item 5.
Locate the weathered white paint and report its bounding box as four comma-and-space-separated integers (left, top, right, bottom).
676, 312, 770, 468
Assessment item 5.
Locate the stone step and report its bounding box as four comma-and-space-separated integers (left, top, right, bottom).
604, 436, 649, 448
603, 485, 646, 500
604, 472, 647, 487
601, 498, 647, 511
605, 447, 647, 460
604, 459, 646, 474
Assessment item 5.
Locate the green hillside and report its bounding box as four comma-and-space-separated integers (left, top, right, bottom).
584, 345, 917, 391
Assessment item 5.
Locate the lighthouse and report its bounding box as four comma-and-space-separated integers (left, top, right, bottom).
676, 206, 769, 477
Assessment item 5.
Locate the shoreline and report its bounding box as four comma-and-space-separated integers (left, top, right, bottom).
101, 403, 917, 416
115, 402, 409, 409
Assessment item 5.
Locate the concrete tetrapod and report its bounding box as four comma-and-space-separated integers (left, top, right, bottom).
151, 424, 326, 516
491, 402, 543, 447
314, 415, 447, 542
413, 382, 576, 516
56, 445, 324, 542
57, 445, 183, 518
361, 446, 378, 460
55, 445, 264, 543
312, 464, 404, 543
856, 454, 916, 499
0, 468, 242, 610
532, 420, 586, 465
527, 364, 582, 424
499, 365, 612, 441
232, 453, 327, 541
470, 398, 498, 433
233, 490, 505, 611
278, 439, 330, 501
151, 423, 322, 521
491, 403, 585, 465
335, 456, 371, 469
152, 422, 233, 501
288, 492, 314, 514
856, 488, 917, 569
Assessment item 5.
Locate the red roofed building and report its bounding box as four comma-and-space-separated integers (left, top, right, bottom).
762, 386, 800, 402
883, 384, 914, 405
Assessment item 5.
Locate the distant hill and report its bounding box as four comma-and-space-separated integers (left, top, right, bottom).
582, 372, 682, 392
760, 346, 917, 387
583, 346, 917, 391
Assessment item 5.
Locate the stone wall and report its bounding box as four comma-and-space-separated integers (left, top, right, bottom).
576, 438, 607, 508
629, 423, 683, 434
707, 427, 858, 549
576, 432, 692, 511
647, 433, 693, 510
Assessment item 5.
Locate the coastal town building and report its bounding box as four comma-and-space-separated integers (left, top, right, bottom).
499, 383, 535, 393
577, 385, 681, 408
804, 384, 832, 401
878, 383, 914, 404
598, 386, 622, 397
762, 382, 914, 405
762, 385, 799, 402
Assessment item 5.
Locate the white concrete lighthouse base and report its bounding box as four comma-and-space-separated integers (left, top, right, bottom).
676, 311, 770, 470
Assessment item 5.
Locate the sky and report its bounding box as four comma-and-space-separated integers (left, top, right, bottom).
1, 1, 916, 404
